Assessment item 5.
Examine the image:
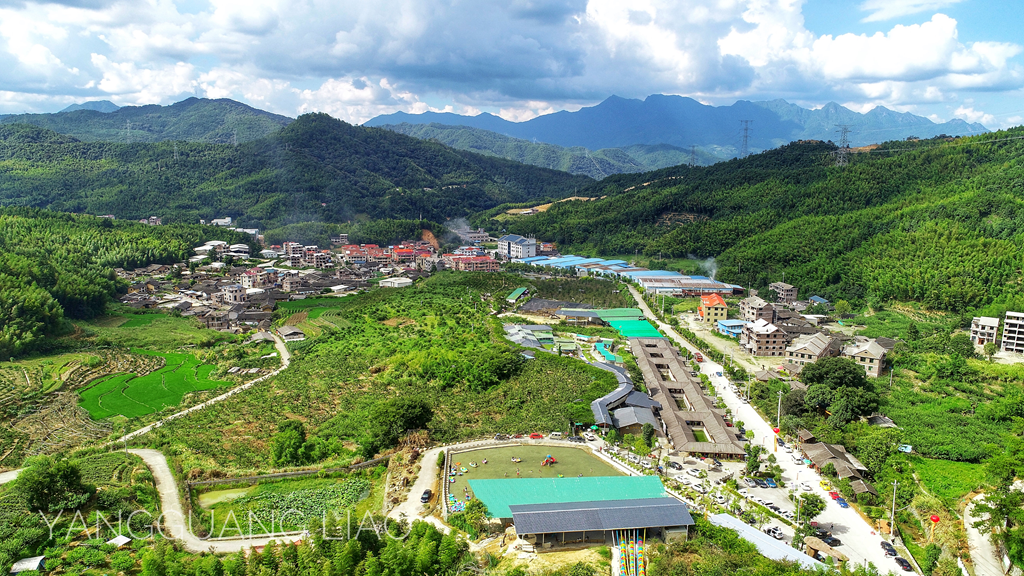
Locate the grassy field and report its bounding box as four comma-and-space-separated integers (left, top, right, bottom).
78, 350, 230, 419
910, 456, 988, 507
446, 445, 621, 499
198, 474, 375, 535
120, 315, 159, 327
848, 305, 956, 339
81, 313, 233, 349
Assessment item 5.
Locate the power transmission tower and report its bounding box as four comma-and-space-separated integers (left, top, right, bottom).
125, 120, 132, 144
173, 143, 179, 161
835, 124, 851, 167
740, 120, 752, 157
232, 130, 238, 147
689, 145, 697, 167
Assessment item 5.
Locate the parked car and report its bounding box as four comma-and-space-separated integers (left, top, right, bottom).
628, 454, 641, 463
641, 460, 653, 469
687, 468, 702, 477
837, 498, 850, 508
584, 433, 597, 441
420, 489, 432, 503
676, 476, 692, 486
800, 483, 812, 491
738, 488, 749, 496
777, 437, 785, 447
822, 536, 842, 547
763, 526, 785, 540
755, 478, 769, 489
744, 478, 757, 488
820, 480, 833, 491
549, 432, 563, 439
894, 557, 912, 572
712, 458, 723, 468
784, 445, 793, 453
668, 461, 683, 471
792, 454, 804, 464
765, 478, 777, 488
529, 433, 543, 439
569, 436, 585, 443
493, 434, 508, 441
829, 491, 840, 500
881, 545, 897, 558
715, 495, 727, 505
715, 371, 723, 377
813, 528, 831, 539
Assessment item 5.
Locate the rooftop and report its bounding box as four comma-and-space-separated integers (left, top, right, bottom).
469, 476, 666, 518
511, 497, 693, 535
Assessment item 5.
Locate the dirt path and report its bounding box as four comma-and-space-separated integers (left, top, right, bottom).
965, 493, 1006, 576
386, 447, 449, 534
129, 448, 304, 553
115, 333, 291, 444
0, 469, 21, 485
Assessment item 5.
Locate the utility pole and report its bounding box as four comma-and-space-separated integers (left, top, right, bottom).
890, 480, 899, 542
835, 125, 851, 167
776, 389, 783, 428
740, 120, 752, 158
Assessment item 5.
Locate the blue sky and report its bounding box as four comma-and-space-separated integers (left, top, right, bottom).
0, 0, 1020, 129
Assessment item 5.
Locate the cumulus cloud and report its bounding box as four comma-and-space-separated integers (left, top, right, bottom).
953, 105, 995, 125
0, 0, 1018, 125
858, 0, 963, 23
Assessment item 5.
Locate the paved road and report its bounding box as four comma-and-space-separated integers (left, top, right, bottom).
965, 493, 1005, 576
0, 469, 21, 485
130, 448, 305, 553
627, 286, 900, 574
116, 333, 291, 444
386, 447, 450, 534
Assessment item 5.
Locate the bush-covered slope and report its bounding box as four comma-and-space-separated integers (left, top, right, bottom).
380, 122, 721, 178
479, 129, 1024, 313
0, 114, 591, 228
0, 97, 291, 143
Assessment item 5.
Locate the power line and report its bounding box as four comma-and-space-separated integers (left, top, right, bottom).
834, 125, 851, 167
740, 120, 752, 158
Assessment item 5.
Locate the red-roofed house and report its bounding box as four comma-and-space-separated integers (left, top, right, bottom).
699, 294, 728, 324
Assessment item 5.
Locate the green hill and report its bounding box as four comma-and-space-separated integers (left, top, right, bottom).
380, 122, 722, 178
0, 97, 291, 143
0, 114, 591, 228
476, 129, 1024, 314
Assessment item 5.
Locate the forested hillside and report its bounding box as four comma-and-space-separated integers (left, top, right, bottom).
0, 208, 249, 357
380, 122, 720, 178
0, 114, 590, 230
480, 129, 1024, 314
0, 98, 291, 143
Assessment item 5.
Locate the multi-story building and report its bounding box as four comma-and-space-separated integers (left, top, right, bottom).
311, 252, 333, 269
970, 316, 1000, 345
739, 296, 775, 323
741, 319, 790, 357
222, 284, 247, 304
1003, 312, 1024, 354
496, 234, 537, 259
786, 332, 841, 367
769, 282, 798, 304
451, 256, 500, 272
698, 294, 728, 324
842, 339, 887, 378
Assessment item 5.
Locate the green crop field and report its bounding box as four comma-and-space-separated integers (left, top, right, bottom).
120, 315, 159, 327
277, 296, 356, 319
78, 350, 230, 419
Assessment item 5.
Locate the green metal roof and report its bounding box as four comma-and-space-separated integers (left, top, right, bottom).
595, 308, 645, 320
507, 287, 528, 302
468, 476, 666, 518
608, 319, 662, 338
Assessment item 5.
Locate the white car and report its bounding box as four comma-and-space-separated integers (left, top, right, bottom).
584, 433, 597, 441
693, 484, 707, 494
715, 495, 727, 505
549, 432, 563, 439
687, 468, 702, 477
738, 488, 749, 496
675, 476, 692, 486
800, 482, 812, 491
784, 445, 793, 453
641, 460, 653, 469
628, 454, 641, 463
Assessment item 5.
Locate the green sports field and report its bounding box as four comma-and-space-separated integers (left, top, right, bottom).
78, 350, 230, 419
446, 445, 622, 503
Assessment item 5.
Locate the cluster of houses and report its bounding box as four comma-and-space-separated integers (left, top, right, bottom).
970, 312, 1024, 354
701, 284, 892, 377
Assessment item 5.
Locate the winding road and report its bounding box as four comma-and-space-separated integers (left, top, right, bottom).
965, 493, 1006, 576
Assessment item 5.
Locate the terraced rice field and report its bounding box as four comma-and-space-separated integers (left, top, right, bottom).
78, 350, 230, 419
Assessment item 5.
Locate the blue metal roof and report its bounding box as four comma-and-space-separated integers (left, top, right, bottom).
620, 270, 684, 278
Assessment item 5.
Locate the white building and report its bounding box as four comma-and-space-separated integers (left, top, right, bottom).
842, 340, 887, 378
380, 277, 413, 288
210, 217, 232, 226
1003, 312, 1024, 354
970, 316, 1000, 345
496, 234, 537, 259
222, 284, 247, 304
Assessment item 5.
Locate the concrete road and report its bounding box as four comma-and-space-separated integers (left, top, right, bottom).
130, 448, 305, 553
627, 285, 901, 574
386, 447, 449, 534
116, 333, 292, 444
965, 493, 1006, 576
0, 469, 22, 485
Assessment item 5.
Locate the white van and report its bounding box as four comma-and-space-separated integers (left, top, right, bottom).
791, 453, 803, 464
549, 432, 563, 439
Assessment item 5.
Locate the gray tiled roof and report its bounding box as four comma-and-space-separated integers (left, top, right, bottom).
611, 406, 659, 428
511, 498, 693, 535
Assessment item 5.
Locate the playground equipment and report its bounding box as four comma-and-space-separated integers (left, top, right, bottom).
615, 530, 646, 576
541, 455, 558, 467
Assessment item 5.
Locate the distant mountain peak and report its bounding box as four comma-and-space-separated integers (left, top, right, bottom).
60, 100, 120, 114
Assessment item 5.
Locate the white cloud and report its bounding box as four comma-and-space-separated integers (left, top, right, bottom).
858, 0, 962, 23
90, 54, 197, 104
953, 105, 994, 125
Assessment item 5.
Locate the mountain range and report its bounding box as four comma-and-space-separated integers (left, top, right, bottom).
367, 94, 988, 154
0, 97, 292, 143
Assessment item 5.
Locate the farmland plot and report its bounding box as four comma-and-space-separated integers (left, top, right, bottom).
78, 350, 230, 419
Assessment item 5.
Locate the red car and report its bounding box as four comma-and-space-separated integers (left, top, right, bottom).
529, 433, 544, 439
829, 491, 840, 500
